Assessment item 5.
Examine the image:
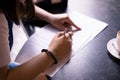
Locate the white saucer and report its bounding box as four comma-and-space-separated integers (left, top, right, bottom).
107, 38, 120, 59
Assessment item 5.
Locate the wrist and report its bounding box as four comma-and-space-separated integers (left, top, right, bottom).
45, 13, 54, 23
41, 49, 58, 64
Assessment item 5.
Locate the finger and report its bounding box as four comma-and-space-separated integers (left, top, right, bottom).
62, 18, 81, 31
63, 22, 72, 31
55, 32, 64, 38
68, 31, 73, 40
65, 31, 73, 40
63, 22, 71, 28
68, 31, 73, 36
67, 17, 81, 30
59, 19, 72, 30
57, 25, 65, 30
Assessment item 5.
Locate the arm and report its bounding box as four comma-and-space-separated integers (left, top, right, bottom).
0, 11, 11, 80
7, 52, 54, 80
0, 52, 54, 80
0, 7, 73, 80
0, 11, 54, 80
0, 17, 72, 80
34, 5, 53, 23
6, 31, 73, 80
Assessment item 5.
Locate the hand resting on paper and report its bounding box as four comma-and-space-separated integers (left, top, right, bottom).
48, 13, 81, 31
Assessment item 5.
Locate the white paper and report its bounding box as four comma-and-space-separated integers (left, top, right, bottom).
15, 11, 108, 77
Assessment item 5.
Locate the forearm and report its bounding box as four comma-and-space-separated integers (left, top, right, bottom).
7, 52, 54, 80
34, 5, 53, 23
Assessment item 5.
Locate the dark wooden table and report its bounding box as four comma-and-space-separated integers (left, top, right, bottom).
52, 0, 120, 80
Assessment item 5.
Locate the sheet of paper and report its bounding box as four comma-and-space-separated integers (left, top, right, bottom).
15, 11, 108, 77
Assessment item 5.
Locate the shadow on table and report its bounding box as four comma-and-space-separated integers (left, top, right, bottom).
107, 51, 120, 65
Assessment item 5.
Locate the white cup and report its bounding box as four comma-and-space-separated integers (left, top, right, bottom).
116, 31, 120, 52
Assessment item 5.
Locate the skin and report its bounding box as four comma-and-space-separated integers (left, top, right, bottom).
35, 5, 81, 31
0, 0, 80, 80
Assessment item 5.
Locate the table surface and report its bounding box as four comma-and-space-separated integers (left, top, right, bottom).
18, 0, 120, 80
52, 0, 120, 80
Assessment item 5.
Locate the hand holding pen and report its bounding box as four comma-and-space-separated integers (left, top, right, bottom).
48, 28, 73, 62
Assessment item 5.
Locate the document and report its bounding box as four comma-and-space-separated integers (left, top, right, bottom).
15, 11, 108, 77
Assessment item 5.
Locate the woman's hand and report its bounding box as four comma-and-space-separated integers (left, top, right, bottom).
48, 13, 81, 31
34, 5, 81, 31
48, 31, 73, 62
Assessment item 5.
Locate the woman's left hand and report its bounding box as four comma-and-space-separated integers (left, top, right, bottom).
48, 13, 81, 31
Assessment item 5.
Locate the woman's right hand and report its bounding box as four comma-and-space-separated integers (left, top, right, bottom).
48, 31, 73, 62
